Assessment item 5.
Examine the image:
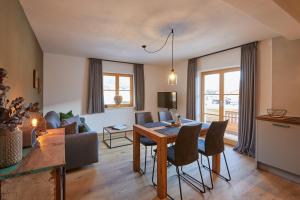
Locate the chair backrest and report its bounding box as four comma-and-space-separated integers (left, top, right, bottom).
158, 111, 173, 121
135, 112, 154, 125
205, 120, 228, 156
174, 124, 202, 166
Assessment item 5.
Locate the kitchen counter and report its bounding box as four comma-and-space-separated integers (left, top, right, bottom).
256, 115, 300, 126
256, 116, 300, 184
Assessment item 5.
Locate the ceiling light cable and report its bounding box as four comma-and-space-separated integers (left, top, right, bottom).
142, 29, 174, 54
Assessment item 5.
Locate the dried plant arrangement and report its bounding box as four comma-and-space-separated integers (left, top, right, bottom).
0, 68, 39, 131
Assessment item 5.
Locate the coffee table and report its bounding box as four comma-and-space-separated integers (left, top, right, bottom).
102, 125, 133, 148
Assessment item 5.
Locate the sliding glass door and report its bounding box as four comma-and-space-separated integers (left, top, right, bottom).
201, 67, 240, 137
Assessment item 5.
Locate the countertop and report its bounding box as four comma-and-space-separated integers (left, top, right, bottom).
256, 115, 300, 126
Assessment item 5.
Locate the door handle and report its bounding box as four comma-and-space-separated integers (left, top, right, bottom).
272, 123, 290, 128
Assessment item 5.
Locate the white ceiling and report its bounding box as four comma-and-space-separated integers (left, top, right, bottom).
19, 0, 297, 64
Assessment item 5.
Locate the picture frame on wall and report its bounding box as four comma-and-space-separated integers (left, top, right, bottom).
33, 70, 39, 89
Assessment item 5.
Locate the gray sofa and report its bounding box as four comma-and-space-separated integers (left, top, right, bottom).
44, 111, 99, 170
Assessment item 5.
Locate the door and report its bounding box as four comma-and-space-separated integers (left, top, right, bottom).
201, 67, 240, 138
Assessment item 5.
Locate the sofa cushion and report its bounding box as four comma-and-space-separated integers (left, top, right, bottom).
61, 122, 78, 135
61, 115, 81, 126
44, 111, 61, 129
59, 111, 74, 121
79, 123, 91, 133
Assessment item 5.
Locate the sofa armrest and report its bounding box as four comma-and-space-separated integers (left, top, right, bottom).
65, 131, 99, 170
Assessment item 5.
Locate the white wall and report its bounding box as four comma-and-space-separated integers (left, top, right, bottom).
43, 53, 168, 132
144, 64, 169, 121
256, 37, 300, 117
43, 53, 88, 115
272, 37, 300, 116
160, 60, 188, 118
197, 48, 241, 72
257, 39, 273, 115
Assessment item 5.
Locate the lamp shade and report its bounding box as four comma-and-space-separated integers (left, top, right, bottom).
31, 118, 38, 127
168, 69, 177, 85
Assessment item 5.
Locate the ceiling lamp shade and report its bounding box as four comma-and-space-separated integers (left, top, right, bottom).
168, 69, 177, 85
142, 29, 177, 85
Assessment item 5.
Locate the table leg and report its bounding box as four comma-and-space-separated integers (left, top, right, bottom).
133, 129, 140, 172
102, 128, 104, 141
56, 166, 66, 200
108, 130, 111, 148
62, 166, 66, 200
156, 138, 167, 199
212, 153, 221, 173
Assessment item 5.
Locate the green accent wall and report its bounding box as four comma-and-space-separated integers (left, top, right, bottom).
0, 0, 43, 107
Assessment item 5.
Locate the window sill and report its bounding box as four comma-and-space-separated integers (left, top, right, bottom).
104, 106, 134, 110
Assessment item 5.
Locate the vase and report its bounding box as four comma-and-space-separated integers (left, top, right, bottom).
114, 95, 123, 105
0, 127, 23, 168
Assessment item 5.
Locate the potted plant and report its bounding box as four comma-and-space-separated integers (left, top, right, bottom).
0, 68, 38, 168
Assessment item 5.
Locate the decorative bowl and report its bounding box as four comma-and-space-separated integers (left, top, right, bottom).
267, 109, 287, 118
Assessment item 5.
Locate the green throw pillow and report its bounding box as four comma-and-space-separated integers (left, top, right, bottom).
59, 111, 74, 121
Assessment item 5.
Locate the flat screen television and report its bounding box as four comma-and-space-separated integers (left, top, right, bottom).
157, 92, 177, 109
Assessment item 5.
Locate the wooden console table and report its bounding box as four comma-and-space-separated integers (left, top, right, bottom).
0, 128, 66, 200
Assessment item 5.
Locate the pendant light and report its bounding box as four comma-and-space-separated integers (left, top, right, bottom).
168, 29, 177, 85
142, 28, 177, 85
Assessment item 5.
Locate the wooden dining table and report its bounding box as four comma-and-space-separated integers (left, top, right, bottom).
133, 120, 221, 199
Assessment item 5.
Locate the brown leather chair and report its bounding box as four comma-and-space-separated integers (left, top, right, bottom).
135, 112, 156, 174
152, 124, 205, 199
198, 120, 231, 189
158, 111, 173, 122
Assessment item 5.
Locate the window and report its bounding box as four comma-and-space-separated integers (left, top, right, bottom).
201, 67, 240, 140
103, 73, 133, 108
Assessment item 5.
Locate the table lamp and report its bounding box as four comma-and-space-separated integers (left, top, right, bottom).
32, 118, 38, 128
31, 116, 47, 136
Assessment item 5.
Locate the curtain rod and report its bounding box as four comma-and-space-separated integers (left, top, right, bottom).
195, 41, 256, 59
97, 41, 257, 64
101, 59, 142, 65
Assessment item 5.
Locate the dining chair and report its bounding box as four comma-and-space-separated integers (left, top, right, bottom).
198, 120, 231, 190
158, 111, 173, 122
152, 124, 205, 200
135, 112, 157, 174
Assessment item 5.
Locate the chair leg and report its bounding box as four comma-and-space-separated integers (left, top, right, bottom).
223, 152, 231, 181
180, 165, 206, 193
200, 153, 231, 186
150, 146, 154, 158
176, 167, 183, 200
206, 156, 214, 190
144, 146, 147, 174
196, 160, 206, 193
200, 154, 203, 165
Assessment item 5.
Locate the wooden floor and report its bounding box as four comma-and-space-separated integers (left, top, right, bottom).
66, 133, 300, 200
